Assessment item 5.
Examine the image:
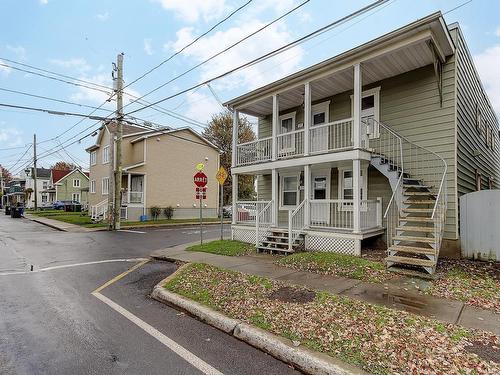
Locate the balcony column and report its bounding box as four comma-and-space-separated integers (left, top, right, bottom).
232, 110, 239, 167
232, 173, 238, 225
304, 164, 311, 228
127, 173, 131, 204
353, 159, 361, 233
272, 94, 279, 161
353, 63, 362, 149
271, 169, 278, 226
304, 82, 311, 156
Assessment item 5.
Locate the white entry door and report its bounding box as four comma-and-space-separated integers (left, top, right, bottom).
310, 170, 331, 225
310, 101, 330, 153
361, 90, 380, 139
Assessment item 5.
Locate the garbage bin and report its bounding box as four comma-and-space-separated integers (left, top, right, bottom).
5, 206, 10, 215
11, 207, 22, 218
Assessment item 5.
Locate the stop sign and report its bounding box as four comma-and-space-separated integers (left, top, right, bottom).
194, 171, 208, 187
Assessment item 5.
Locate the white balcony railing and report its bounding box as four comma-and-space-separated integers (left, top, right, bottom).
309, 118, 353, 154
122, 191, 144, 204
277, 129, 304, 159
236, 137, 272, 165
235, 201, 272, 225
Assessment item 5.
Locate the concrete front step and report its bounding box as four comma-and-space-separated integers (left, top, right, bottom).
388, 244, 436, 255
394, 235, 436, 244
396, 226, 434, 232
385, 255, 436, 268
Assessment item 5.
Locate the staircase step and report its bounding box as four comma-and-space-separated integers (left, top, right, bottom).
385, 255, 436, 268
403, 184, 431, 189
396, 226, 434, 232
400, 216, 434, 223
394, 235, 436, 244
403, 191, 437, 196
258, 245, 294, 253
402, 208, 433, 213
389, 245, 436, 255
404, 200, 436, 205
265, 234, 289, 240
261, 240, 293, 247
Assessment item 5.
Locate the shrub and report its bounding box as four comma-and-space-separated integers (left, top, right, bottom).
150, 206, 162, 220
164, 206, 174, 220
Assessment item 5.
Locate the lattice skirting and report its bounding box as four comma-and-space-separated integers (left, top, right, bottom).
231, 226, 269, 245
305, 234, 360, 256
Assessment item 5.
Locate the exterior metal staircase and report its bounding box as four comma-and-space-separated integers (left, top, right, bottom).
367, 119, 447, 275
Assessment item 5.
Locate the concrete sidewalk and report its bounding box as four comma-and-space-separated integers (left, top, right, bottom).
152, 243, 500, 335
24, 214, 102, 233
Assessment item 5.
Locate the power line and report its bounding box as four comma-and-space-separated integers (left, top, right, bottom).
443, 0, 473, 15
6, 144, 32, 171
125, 0, 388, 116
124, 0, 254, 90
0, 62, 112, 96
0, 103, 109, 120
123, 0, 312, 113
0, 87, 114, 113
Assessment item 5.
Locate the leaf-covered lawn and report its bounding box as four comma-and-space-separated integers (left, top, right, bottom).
186, 240, 255, 256
426, 259, 500, 314
165, 263, 499, 375
276, 252, 394, 283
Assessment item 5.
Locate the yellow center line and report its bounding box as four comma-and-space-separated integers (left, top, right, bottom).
92, 259, 149, 294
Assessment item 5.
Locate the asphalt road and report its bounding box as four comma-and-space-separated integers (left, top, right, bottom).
0, 214, 299, 375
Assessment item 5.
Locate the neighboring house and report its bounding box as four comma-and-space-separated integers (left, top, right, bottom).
86, 122, 220, 222
21, 167, 51, 208
3, 177, 26, 206
45, 168, 90, 207
224, 12, 500, 274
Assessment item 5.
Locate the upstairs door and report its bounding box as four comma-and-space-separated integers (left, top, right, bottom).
310, 170, 331, 226
278, 113, 296, 156
310, 101, 330, 153
360, 89, 380, 139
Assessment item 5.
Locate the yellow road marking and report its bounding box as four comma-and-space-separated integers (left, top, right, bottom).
92, 259, 149, 293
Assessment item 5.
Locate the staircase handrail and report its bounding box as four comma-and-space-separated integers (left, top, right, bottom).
288, 199, 307, 251
255, 200, 273, 247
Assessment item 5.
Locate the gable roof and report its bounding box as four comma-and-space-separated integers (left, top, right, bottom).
86, 121, 160, 152
51, 169, 71, 183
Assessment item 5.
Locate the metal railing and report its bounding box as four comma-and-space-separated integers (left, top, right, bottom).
235, 201, 271, 225
288, 199, 307, 251
309, 199, 382, 231
277, 129, 304, 159
309, 118, 353, 154
236, 137, 272, 165
90, 199, 108, 222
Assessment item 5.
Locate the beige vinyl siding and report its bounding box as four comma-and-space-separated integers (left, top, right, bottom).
88, 129, 111, 207
451, 27, 500, 197
257, 174, 272, 200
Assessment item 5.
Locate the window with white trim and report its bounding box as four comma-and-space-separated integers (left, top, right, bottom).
102, 145, 110, 164
280, 174, 299, 209
72, 193, 81, 202
102, 177, 109, 195
73, 178, 81, 188
42, 181, 48, 189
41, 195, 47, 203
338, 167, 368, 209
90, 180, 96, 194
90, 151, 97, 166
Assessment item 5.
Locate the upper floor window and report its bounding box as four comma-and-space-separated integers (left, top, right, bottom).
90, 151, 97, 166
102, 145, 110, 164
42, 181, 48, 189
73, 179, 81, 188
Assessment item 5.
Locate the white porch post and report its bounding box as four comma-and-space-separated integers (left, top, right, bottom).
304, 164, 311, 227
232, 110, 239, 167
232, 173, 238, 225
304, 82, 311, 156
271, 169, 278, 226
353, 63, 362, 149
272, 94, 279, 161
353, 159, 361, 233
127, 173, 131, 204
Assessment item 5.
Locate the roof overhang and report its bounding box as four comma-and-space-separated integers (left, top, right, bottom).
224, 12, 455, 117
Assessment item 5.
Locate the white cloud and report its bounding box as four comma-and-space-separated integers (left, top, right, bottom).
48, 58, 91, 74
6, 45, 27, 60
474, 44, 500, 115
168, 20, 303, 91
144, 38, 154, 55
96, 12, 110, 21
0, 127, 23, 147
153, 0, 227, 23
495, 27, 500, 37
0, 59, 12, 75
184, 91, 221, 124
39, 0, 48, 5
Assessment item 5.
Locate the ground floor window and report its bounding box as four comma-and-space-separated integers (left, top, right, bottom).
90, 180, 96, 194
72, 193, 81, 202
41, 195, 47, 203
102, 177, 109, 195
280, 174, 299, 209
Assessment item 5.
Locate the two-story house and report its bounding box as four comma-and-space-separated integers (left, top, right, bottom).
44, 168, 90, 207
86, 122, 220, 222
22, 167, 51, 208
224, 12, 500, 275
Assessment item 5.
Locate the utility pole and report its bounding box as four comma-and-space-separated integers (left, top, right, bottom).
33, 133, 38, 211
113, 53, 124, 230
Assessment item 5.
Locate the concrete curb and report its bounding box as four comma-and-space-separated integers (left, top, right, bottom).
151, 265, 367, 375
124, 221, 230, 230
27, 217, 66, 231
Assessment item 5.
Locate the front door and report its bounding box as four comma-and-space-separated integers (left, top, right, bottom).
310, 170, 331, 225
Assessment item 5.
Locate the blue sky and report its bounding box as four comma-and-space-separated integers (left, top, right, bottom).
0, 0, 499, 173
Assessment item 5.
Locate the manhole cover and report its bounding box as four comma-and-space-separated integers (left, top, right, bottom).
268, 286, 316, 303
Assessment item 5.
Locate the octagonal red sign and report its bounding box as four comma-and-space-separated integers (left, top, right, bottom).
194, 171, 208, 187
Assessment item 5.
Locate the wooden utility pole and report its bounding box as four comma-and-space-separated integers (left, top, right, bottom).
113, 53, 124, 230
33, 133, 38, 210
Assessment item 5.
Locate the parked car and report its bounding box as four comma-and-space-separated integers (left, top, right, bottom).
53, 200, 82, 212
241, 204, 257, 219
222, 205, 232, 218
